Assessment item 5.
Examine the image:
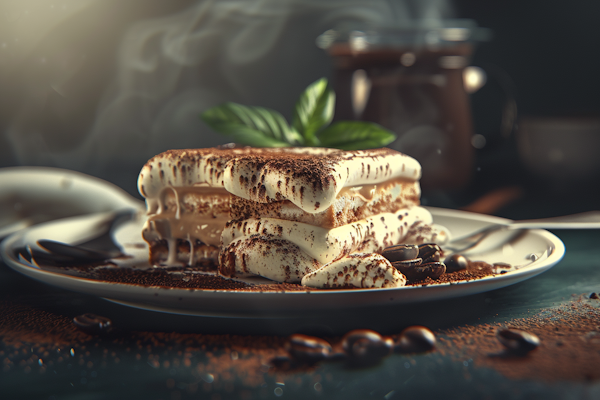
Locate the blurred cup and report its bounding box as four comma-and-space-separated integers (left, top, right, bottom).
517, 117, 600, 188
318, 20, 490, 190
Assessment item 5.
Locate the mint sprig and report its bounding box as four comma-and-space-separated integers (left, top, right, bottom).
201, 78, 396, 150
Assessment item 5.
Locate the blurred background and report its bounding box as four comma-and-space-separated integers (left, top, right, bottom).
1, 0, 599, 218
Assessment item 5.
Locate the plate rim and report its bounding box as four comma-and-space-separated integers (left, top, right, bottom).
0, 166, 141, 206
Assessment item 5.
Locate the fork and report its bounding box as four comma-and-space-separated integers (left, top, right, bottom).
444, 211, 600, 254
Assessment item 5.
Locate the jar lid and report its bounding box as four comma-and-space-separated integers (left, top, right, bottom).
317, 19, 491, 51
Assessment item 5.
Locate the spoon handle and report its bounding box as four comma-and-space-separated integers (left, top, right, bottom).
509, 211, 600, 230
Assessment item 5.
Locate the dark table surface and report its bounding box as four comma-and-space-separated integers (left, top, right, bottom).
2, 183, 600, 400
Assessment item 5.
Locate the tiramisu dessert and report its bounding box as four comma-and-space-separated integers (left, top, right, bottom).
137, 146, 449, 289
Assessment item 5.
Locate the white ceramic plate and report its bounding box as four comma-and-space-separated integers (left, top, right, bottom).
0, 207, 565, 318
0, 167, 144, 238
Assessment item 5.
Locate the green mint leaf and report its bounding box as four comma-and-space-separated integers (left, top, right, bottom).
317, 121, 397, 150
201, 78, 396, 151
292, 78, 335, 146
201, 102, 301, 146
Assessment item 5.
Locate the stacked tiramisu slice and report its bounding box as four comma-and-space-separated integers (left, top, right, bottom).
137, 146, 449, 288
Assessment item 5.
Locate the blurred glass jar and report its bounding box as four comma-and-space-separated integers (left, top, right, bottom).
517, 117, 600, 189
318, 20, 490, 190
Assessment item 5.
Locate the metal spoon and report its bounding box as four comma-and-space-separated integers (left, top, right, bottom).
33, 209, 136, 264
445, 211, 600, 253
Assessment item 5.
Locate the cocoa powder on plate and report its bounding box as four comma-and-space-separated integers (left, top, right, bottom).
87, 268, 310, 292
75, 258, 497, 292
438, 296, 600, 382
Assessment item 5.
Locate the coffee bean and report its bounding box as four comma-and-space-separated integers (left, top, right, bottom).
73, 313, 112, 335
418, 243, 442, 263
421, 261, 446, 279
381, 244, 419, 262
496, 328, 540, 354
392, 259, 424, 280
404, 268, 429, 281
394, 326, 436, 353
444, 254, 469, 273
392, 258, 423, 267
341, 329, 393, 366
391, 258, 421, 276
393, 259, 445, 281
285, 334, 331, 364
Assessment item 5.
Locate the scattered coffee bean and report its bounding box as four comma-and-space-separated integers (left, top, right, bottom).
444, 254, 469, 273
417, 243, 442, 263
381, 244, 419, 262
394, 326, 436, 353
392, 259, 426, 280
391, 258, 422, 268
341, 329, 393, 366
285, 334, 331, 364
73, 313, 112, 335
421, 261, 446, 279
391, 258, 421, 275
589, 292, 599, 300
393, 260, 445, 281
496, 328, 540, 354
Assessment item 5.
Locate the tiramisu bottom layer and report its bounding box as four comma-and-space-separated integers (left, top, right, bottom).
219, 206, 450, 288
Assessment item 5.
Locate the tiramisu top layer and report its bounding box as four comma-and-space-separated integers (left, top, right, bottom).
138, 147, 421, 213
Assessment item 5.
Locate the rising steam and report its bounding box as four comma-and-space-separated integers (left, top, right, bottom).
4, 0, 453, 193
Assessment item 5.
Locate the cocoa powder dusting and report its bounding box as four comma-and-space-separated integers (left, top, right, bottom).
0, 302, 91, 348
438, 297, 600, 382
0, 300, 287, 389
82, 267, 311, 292
407, 262, 495, 286
2, 290, 599, 390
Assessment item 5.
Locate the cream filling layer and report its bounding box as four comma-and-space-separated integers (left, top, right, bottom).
337, 178, 408, 202
142, 213, 229, 247
278, 178, 419, 219
143, 186, 231, 265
